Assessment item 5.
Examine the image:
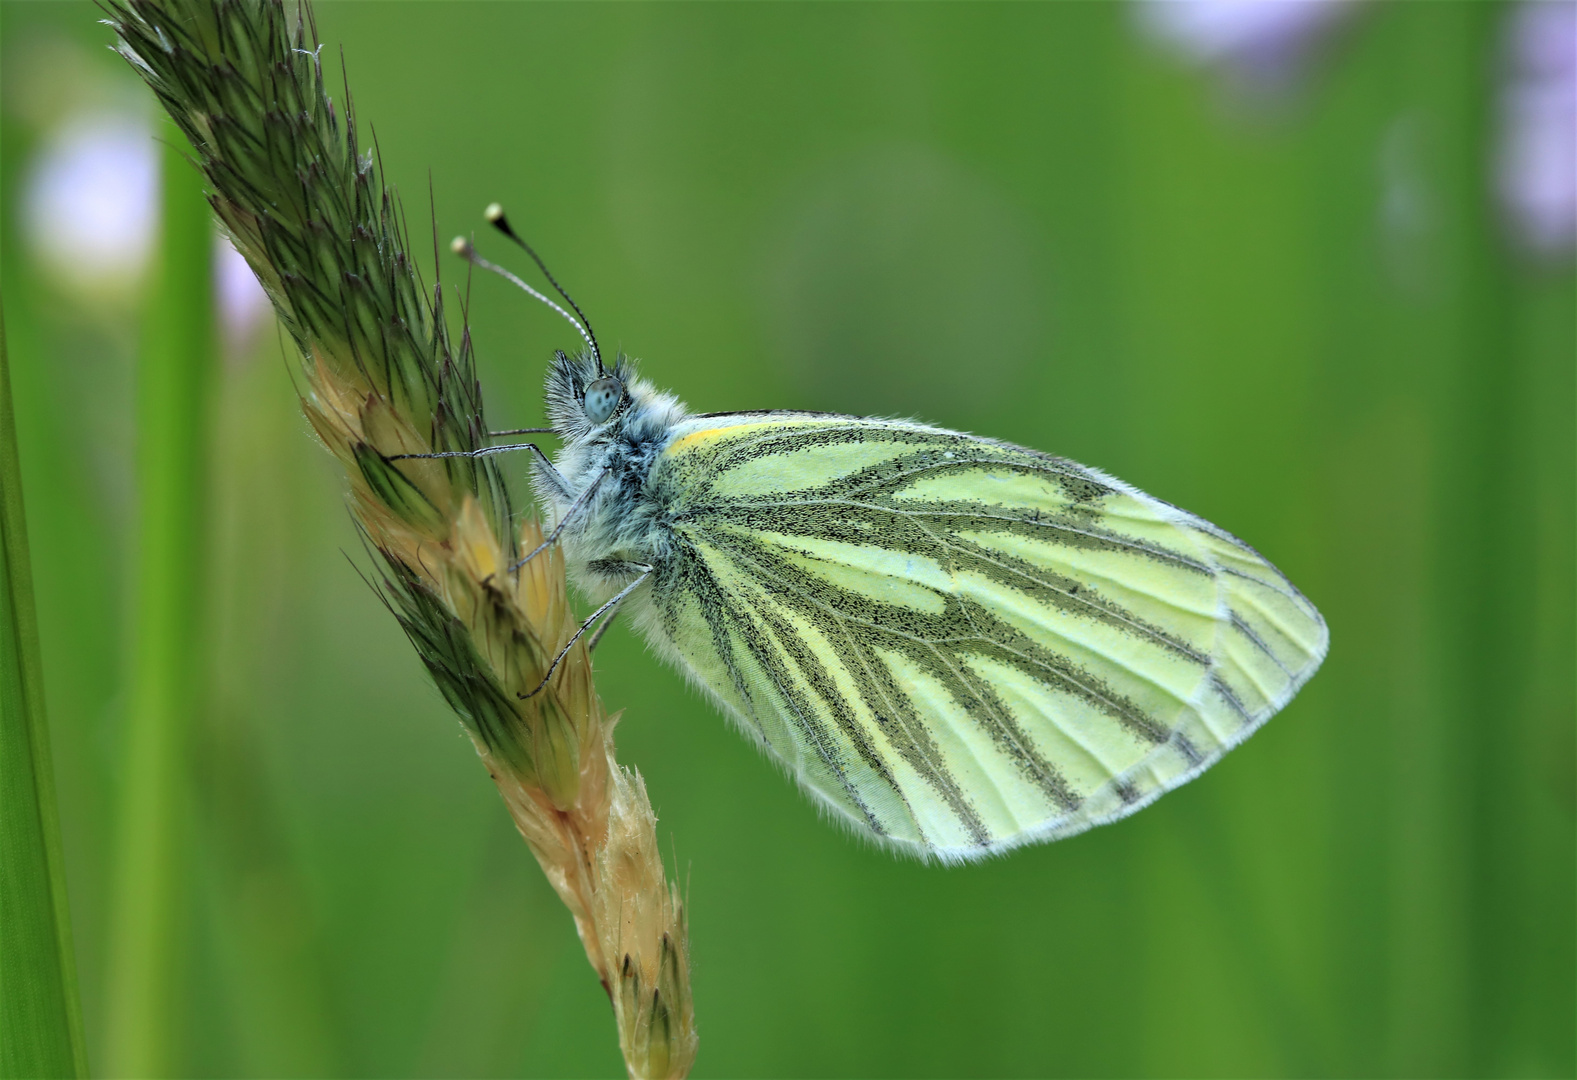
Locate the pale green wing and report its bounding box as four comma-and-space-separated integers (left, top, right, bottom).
641, 414, 1328, 861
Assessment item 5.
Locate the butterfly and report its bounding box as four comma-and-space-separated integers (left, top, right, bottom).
418, 208, 1328, 863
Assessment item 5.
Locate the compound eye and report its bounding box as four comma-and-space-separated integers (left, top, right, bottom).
583, 377, 624, 425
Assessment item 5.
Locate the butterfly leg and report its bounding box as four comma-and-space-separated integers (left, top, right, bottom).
520, 563, 654, 699
583, 556, 652, 650
506, 467, 606, 573
585, 608, 619, 652
387, 441, 568, 488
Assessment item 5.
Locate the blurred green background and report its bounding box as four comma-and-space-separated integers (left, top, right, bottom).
2, 1, 1572, 1076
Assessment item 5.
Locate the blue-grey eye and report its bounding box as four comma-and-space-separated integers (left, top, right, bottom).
583, 377, 624, 425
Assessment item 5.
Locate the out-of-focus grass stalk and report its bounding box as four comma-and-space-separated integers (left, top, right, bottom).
104, 1, 696, 1075
0, 301, 89, 1080
103, 130, 216, 1079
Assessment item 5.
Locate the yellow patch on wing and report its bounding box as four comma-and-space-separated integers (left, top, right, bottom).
665, 422, 775, 456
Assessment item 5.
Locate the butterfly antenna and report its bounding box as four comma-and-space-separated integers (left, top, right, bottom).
450, 236, 600, 364
485, 203, 605, 375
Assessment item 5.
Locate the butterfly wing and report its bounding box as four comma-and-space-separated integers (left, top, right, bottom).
640, 414, 1327, 861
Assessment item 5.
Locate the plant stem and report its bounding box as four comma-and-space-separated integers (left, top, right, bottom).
0, 298, 89, 1080
103, 127, 216, 1080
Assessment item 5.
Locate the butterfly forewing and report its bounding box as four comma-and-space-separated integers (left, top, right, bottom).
643, 414, 1327, 861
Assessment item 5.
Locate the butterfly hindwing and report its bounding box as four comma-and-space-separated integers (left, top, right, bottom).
637, 414, 1327, 861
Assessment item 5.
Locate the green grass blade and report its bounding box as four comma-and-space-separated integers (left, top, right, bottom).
102, 126, 216, 1080
0, 294, 89, 1080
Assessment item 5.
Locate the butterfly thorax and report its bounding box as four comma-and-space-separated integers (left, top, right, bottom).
538, 350, 688, 604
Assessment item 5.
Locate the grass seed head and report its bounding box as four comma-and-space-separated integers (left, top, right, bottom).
107, 0, 697, 1073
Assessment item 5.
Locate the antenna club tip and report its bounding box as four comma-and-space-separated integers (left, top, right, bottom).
449, 235, 472, 255
484, 202, 505, 223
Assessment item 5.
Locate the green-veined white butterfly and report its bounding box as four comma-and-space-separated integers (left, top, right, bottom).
422, 209, 1328, 864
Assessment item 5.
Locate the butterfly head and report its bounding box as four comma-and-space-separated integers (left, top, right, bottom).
545, 349, 684, 447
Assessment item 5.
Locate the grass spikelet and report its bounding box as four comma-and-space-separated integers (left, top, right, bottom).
104, 0, 697, 1073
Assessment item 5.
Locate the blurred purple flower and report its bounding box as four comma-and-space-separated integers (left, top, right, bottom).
215, 234, 273, 353
1137, 0, 1361, 95
1498, 0, 1576, 258
22, 105, 278, 341
23, 111, 158, 291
